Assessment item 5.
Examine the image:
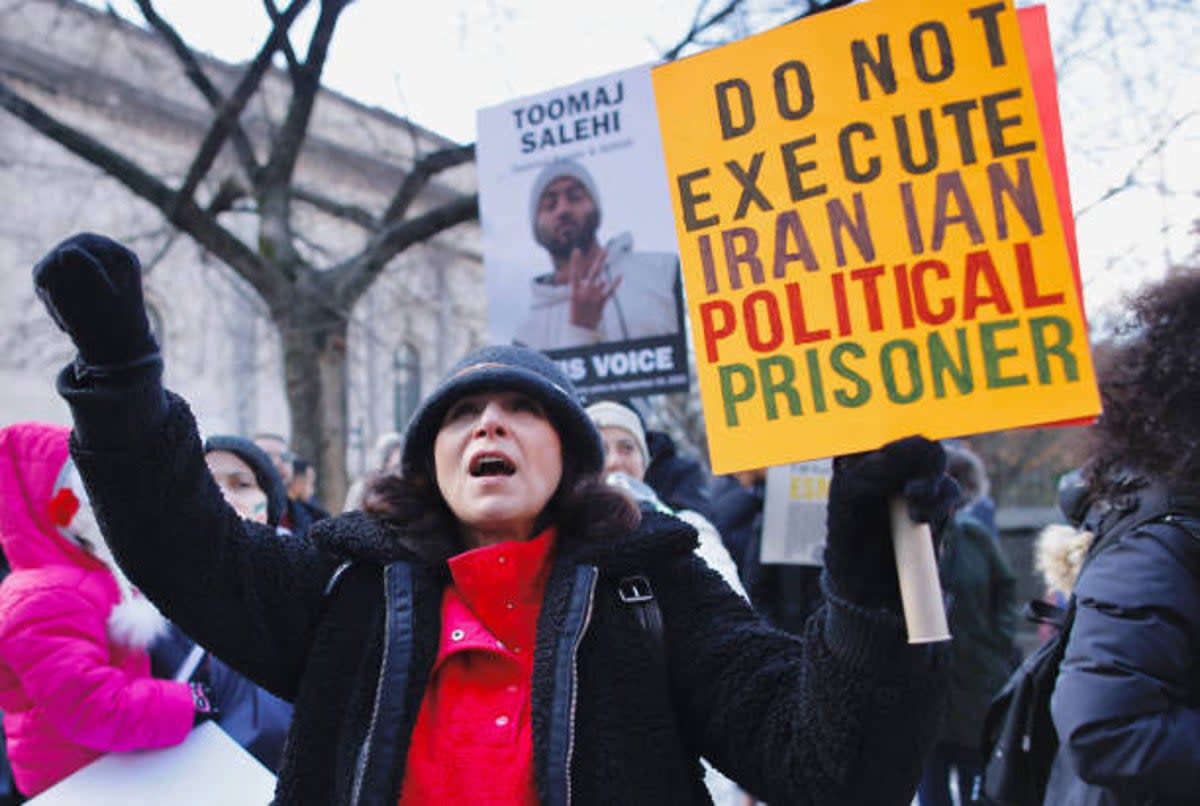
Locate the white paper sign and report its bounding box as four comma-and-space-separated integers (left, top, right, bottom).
760, 460, 832, 566
27, 722, 276, 805
476, 63, 690, 400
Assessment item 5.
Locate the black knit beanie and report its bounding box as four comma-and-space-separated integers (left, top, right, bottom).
401, 345, 604, 477
204, 434, 288, 526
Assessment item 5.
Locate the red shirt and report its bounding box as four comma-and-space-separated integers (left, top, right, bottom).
398, 527, 556, 805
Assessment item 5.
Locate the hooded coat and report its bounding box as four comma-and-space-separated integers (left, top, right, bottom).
1045, 486, 1200, 805
59, 365, 947, 805
0, 422, 193, 797
935, 513, 1017, 749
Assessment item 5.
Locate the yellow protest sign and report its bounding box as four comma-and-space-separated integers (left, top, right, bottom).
652, 0, 1099, 474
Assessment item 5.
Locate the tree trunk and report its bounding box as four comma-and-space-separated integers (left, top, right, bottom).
278, 279, 350, 512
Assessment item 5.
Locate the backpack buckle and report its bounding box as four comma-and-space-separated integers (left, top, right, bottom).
617, 574, 654, 604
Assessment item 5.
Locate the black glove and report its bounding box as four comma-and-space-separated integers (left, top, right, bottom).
33, 233, 158, 370
190, 681, 220, 725
823, 435, 959, 609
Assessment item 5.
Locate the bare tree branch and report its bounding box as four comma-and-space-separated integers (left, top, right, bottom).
206, 176, 250, 215
173, 0, 311, 211
800, 1, 868, 20
662, 0, 743, 61
661, 0, 859, 61
263, 0, 304, 78
140, 227, 185, 276
380, 143, 476, 226
292, 186, 377, 229
0, 79, 277, 297
262, 0, 349, 192
257, 0, 350, 268
134, 0, 259, 179
1075, 111, 1196, 219
338, 194, 479, 304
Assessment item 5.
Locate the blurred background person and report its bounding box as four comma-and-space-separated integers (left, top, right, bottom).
342, 431, 403, 513
945, 440, 997, 536
1045, 271, 1200, 804
0, 422, 203, 799
586, 400, 744, 597
252, 432, 326, 537
918, 443, 1017, 806
207, 435, 287, 528
642, 421, 713, 520
709, 468, 766, 579
150, 434, 295, 772
711, 468, 825, 638
288, 456, 331, 526
288, 458, 316, 506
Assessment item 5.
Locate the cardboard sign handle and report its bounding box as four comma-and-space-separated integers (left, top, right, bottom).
890, 498, 951, 644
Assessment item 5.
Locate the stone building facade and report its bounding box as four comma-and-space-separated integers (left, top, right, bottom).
0, 0, 487, 499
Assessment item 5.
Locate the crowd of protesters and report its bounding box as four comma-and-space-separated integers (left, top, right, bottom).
0, 227, 1192, 806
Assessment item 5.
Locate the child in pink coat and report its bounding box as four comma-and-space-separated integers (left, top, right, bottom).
0, 422, 201, 797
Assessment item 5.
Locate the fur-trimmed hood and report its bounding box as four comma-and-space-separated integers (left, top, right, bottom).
0, 422, 91, 573
0, 422, 167, 650
1035, 523, 1094, 596
310, 508, 699, 572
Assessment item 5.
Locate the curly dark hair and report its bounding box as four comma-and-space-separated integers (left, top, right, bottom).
1084, 270, 1200, 500
361, 453, 640, 552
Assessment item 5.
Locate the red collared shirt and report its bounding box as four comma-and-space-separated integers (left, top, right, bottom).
398, 527, 556, 805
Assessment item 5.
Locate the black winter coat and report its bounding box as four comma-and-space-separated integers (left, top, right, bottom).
936, 514, 1017, 750
61, 366, 946, 805
644, 430, 712, 517
1046, 499, 1200, 806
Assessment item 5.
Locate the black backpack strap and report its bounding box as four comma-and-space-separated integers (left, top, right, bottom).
172, 642, 209, 683
617, 574, 664, 663
1022, 597, 1067, 629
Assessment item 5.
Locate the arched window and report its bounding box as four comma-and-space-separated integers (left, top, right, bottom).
393, 343, 421, 432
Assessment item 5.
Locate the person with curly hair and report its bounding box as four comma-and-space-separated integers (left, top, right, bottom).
29, 232, 960, 805
1044, 269, 1200, 804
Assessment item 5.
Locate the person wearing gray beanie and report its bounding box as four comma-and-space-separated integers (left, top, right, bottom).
513, 158, 684, 350
33, 231, 956, 805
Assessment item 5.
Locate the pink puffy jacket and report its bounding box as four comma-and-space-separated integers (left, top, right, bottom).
0, 422, 194, 796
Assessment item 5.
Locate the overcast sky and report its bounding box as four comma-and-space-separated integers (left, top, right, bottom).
93, 0, 709, 143
83, 0, 1200, 317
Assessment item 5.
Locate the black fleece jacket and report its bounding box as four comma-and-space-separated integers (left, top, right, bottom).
59, 362, 946, 805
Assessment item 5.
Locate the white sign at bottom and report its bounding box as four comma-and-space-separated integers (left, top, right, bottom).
27, 722, 276, 805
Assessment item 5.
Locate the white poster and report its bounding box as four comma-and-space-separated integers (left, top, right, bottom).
477, 64, 689, 400
760, 459, 832, 566
27, 722, 275, 805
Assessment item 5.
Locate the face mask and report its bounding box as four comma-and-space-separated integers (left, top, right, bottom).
205, 450, 270, 524
215, 476, 269, 523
